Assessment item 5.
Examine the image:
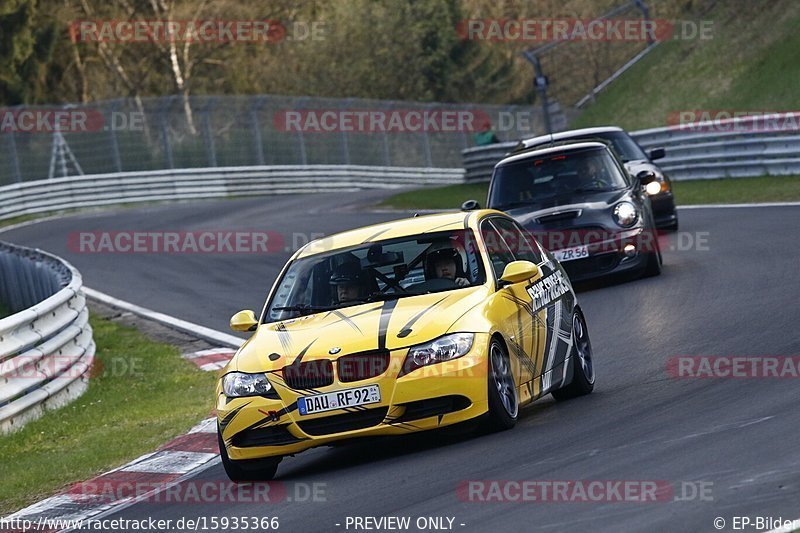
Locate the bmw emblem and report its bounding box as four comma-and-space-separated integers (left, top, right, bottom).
329, 347, 341, 354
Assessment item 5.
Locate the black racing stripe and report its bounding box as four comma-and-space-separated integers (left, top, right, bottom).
424, 220, 462, 233
362, 227, 391, 243
219, 401, 251, 432
377, 299, 399, 350
397, 295, 448, 337
292, 337, 319, 365
331, 309, 362, 334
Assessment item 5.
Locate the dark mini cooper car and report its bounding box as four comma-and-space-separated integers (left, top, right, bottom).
483, 141, 662, 282
512, 126, 678, 231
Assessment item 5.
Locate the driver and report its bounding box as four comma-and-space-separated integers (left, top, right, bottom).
425, 248, 470, 287
329, 261, 368, 303
578, 156, 611, 188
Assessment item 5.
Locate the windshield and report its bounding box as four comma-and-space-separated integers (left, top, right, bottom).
265, 229, 486, 322
489, 147, 629, 209
587, 132, 648, 162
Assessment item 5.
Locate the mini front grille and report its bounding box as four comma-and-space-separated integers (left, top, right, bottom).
283, 360, 334, 389
338, 350, 390, 382
296, 407, 388, 436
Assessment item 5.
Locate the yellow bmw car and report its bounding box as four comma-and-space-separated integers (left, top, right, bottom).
216, 209, 595, 481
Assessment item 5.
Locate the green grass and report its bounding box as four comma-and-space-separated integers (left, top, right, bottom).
0, 314, 217, 515
378, 176, 800, 210
572, 0, 800, 130
0, 302, 11, 319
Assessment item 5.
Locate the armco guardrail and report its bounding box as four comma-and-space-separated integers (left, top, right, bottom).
463, 116, 800, 182
0, 242, 95, 434
0, 165, 465, 222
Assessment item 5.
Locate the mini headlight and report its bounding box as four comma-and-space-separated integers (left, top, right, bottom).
222, 372, 273, 397
613, 201, 638, 227
645, 180, 662, 195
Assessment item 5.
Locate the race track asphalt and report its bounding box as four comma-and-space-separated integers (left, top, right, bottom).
3, 192, 799, 532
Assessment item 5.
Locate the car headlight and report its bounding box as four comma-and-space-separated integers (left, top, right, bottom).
613, 202, 638, 227
645, 180, 662, 195
222, 372, 274, 397
400, 333, 474, 376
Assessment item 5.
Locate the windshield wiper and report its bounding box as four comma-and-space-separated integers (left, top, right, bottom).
272, 304, 339, 313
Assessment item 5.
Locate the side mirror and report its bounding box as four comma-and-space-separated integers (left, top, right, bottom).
230, 310, 258, 332
636, 170, 657, 186
461, 199, 480, 211
648, 147, 666, 160
499, 260, 540, 287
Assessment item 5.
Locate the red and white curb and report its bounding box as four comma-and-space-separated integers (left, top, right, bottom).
1, 417, 219, 532
183, 348, 236, 372
1, 291, 243, 532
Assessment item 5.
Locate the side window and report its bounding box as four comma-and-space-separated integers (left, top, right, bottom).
491, 217, 544, 264
480, 219, 516, 280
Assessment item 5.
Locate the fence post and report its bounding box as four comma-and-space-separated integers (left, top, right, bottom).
421, 103, 434, 167
108, 99, 123, 172
295, 97, 308, 165
201, 99, 217, 167
250, 96, 265, 166
341, 98, 352, 165
159, 97, 174, 169
6, 131, 22, 183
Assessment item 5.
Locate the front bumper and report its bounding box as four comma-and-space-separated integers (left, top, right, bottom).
556, 227, 655, 282
217, 335, 490, 461
650, 191, 678, 230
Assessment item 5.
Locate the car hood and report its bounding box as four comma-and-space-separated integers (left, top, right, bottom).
503, 189, 629, 229
233, 286, 489, 373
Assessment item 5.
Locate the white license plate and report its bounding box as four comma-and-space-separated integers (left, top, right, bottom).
553, 245, 589, 262
297, 385, 381, 415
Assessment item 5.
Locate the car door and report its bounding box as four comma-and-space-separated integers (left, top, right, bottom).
480, 216, 543, 400
491, 216, 577, 395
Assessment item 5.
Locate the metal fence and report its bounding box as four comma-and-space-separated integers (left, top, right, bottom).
0, 165, 465, 222
0, 94, 567, 185
0, 242, 94, 434
462, 116, 800, 182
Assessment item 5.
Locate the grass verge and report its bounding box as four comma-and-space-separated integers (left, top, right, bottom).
378, 176, 800, 210
0, 314, 217, 515
572, 1, 800, 130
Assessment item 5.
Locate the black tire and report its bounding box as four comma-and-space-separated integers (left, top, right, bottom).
641, 235, 662, 278
482, 338, 518, 432
552, 310, 595, 401
218, 428, 281, 482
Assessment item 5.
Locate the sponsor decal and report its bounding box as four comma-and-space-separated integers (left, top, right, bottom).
526, 270, 570, 313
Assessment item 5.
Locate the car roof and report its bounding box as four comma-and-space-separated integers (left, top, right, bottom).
517, 126, 624, 149
295, 209, 505, 259
496, 141, 610, 166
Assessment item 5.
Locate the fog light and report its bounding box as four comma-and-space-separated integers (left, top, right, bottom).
623, 244, 637, 257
